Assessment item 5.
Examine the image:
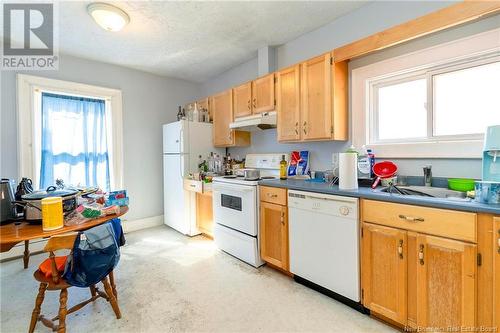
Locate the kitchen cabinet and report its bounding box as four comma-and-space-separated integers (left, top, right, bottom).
233, 74, 275, 118
477, 214, 500, 330
361, 199, 479, 329
495, 217, 500, 328
276, 53, 347, 142
196, 192, 213, 237
361, 223, 407, 324
259, 186, 288, 271
252, 73, 275, 113
233, 82, 252, 118
416, 234, 476, 329
301, 53, 332, 140
276, 65, 301, 142
210, 89, 251, 147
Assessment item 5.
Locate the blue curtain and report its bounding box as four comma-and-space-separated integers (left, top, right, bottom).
40, 92, 110, 190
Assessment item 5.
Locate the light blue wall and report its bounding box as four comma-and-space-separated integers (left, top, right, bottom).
1, 54, 200, 220
201, 2, 500, 179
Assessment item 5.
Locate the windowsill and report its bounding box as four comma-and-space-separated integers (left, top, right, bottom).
366, 140, 483, 159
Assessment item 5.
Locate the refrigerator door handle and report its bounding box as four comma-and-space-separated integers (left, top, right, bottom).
179, 126, 184, 153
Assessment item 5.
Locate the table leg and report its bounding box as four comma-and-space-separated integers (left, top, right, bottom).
23, 240, 30, 269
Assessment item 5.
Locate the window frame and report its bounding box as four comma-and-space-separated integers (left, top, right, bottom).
352, 28, 500, 159
17, 74, 124, 190
369, 54, 499, 145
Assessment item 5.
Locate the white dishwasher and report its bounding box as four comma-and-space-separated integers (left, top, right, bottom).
288, 190, 360, 303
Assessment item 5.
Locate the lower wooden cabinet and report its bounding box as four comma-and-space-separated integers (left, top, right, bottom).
362, 223, 407, 324
415, 234, 476, 329
361, 199, 482, 330
495, 217, 500, 328
196, 192, 213, 237
260, 200, 289, 271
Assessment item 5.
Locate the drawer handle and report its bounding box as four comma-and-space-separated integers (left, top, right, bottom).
280, 211, 285, 224
398, 214, 424, 222
419, 244, 425, 265
398, 239, 403, 259
190, 185, 196, 187
267, 193, 278, 198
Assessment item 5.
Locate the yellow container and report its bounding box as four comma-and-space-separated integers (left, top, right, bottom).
41, 197, 64, 231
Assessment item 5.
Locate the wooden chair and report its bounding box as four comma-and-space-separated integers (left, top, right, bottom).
29, 232, 121, 333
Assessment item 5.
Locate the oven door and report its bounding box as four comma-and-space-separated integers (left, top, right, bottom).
212, 182, 257, 236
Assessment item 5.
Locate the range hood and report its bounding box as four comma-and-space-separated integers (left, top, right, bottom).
229, 111, 277, 131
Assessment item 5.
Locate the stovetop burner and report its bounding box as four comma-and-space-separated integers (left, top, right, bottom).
221, 175, 276, 181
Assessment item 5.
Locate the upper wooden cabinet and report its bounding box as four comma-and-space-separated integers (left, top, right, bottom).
211, 89, 251, 148
233, 82, 252, 118
211, 89, 233, 147
252, 74, 275, 113
276, 52, 348, 142
301, 53, 332, 140
232, 73, 275, 118
276, 65, 301, 142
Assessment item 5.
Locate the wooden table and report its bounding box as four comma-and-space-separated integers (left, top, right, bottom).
0, 206, 128, 268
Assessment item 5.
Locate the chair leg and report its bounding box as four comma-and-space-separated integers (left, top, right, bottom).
109, 270, 117, 299
90, 284, 97, 297
23, 240, 30, 269
29, 282, 47, 333
102, 276, 121, 319
57, 288, 68, 333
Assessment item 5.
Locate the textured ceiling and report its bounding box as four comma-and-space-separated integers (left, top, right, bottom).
55, 1, 368, 82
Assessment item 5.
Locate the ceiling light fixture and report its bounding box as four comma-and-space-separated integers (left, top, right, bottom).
87, 3, 130, 32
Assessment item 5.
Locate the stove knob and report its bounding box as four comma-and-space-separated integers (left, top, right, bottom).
339, 206, 349, 216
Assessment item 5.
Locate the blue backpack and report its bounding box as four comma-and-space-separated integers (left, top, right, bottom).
63, 219, 123, 288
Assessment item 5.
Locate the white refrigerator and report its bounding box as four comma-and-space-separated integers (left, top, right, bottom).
163, 120, 222, 236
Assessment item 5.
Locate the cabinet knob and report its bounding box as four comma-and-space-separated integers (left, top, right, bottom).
303, 121, 307, 135
398, 239, 403, 259
252, 98, 256, 108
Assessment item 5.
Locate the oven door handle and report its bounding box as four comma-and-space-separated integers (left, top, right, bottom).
213, 184, 255, 193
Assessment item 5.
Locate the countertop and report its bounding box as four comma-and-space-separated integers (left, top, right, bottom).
258, 179, 500, 215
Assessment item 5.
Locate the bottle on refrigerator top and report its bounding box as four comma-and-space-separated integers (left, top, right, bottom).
280, 155, 288, 180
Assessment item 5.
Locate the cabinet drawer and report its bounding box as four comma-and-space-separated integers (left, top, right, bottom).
260, 186, 287, 205
361, 199, 476, 243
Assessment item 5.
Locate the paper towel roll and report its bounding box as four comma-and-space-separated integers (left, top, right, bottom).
339, 153, 358, 190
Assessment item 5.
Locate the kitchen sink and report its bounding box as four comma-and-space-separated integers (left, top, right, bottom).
379, 185, 468, 200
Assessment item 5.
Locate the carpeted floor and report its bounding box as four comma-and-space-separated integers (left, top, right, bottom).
1, 226, 395, 332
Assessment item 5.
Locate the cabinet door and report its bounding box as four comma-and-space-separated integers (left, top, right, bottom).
494, 217, 500, 328
252, 73, 275, 113
233, 82, 252, 118
331, 53, 348, 140
362, 223, 407, 324
276, 65, 301, 142
196, 192, 213, 237
196, 97, 211, 122
260, 202, 288, 270
301, 53, 332, 141
416, 234, 476, 329
211, 89, 234, 147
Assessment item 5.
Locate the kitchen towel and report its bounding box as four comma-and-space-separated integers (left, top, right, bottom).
339, 153, 358, 190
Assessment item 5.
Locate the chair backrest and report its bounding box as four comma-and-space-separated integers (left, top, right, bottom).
42, 232, 78, 284
43, 232, 78, 252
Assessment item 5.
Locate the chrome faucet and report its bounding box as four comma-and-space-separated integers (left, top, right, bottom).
423, 165, 432, 187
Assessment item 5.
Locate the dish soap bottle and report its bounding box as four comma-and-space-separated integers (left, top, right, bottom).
280, 155, 288, 180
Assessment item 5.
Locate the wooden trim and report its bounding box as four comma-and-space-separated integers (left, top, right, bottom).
477, 214, 494, 328
334, 1, 500, 62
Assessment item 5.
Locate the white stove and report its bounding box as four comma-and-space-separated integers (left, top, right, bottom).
212, 153, 285, 267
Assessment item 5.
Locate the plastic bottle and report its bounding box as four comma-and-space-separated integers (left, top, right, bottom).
357, 145, 371, 179
367, 148, 375, 178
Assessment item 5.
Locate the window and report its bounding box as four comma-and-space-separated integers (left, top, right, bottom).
370, 58, 500, 144
17, 75, 123, 190
352, 28, 500, 158
40, 92, 110, 190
